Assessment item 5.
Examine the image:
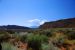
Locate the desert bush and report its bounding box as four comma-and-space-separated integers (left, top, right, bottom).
41, 42, 60, 50
13, 32, 28, 42
44, 31, 52, 37
39, 30, 52, 37
65, 31, 75, 40
0, 33, 11, 42
26, 33, 48, 43
41, 43, 50, 50
1, 42, 18, 50
26, 33, 48, 50
6, 30, 15, 34
0, 31, 8, 34
19, 35, 27, 42
51, 33, 66, 47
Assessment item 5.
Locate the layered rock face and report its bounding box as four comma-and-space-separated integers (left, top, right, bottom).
39, 18, 75, 29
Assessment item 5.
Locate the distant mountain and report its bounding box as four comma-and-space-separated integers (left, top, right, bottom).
39, 18, 75, 29
30, 26, 39, 28
0, 25, 30, 30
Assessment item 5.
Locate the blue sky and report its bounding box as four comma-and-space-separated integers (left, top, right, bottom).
0, 0, 75, 27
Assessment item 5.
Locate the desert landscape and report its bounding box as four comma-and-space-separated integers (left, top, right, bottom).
0, 0, 75, 50
0, 18, 75, 50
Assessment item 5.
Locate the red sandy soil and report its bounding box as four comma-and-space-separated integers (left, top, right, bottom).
60, 44, 75, 50
9, 37, 75, 50
14, 41, 75, 50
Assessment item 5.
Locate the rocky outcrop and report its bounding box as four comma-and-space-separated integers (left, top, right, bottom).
39, 18, 75, 29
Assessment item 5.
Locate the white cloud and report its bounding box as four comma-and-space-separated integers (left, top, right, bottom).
28, 19, 40, 22
39, 20, 47, 25
27, 19, 48, 27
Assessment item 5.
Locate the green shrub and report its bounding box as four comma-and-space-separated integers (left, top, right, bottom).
41, 43, 50, 50
19, 35, 27, 42
14, 32, 28, 42
26, 33, 48, 43
52, 34, 66, 46
65, 31, 75, 40
0, 33, 11, 42
39, 30, 52, 37
1, 42, 18, 50
42, 42, 60, 50
26, 33, 48, 50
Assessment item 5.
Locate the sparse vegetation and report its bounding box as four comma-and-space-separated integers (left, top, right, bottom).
2, 42, 18, 50
26, 33, 48, 50
0, 28, 75, 50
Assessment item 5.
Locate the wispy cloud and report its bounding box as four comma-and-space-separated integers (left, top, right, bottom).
27, 19, 48, 27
